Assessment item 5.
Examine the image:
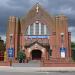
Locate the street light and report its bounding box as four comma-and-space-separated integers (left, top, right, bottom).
60, 32, 66, 58
60, 32, 64, 48
9, 33, 13, 66
10, 34, 13, 48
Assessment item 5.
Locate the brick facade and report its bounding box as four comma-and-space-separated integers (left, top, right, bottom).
6, 4, 72, 66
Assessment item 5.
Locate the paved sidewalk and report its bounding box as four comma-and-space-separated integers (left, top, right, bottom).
12, 60, 40, 67
0, 66, 75, 72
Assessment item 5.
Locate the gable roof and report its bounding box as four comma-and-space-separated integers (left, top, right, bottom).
20, 3, 55, 33
21, 3, 53, 21
25, 40, 50, 50
25, 41, 45, 48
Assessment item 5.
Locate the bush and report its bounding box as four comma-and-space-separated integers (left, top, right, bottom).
72, 50, 75, 61
71, 42, 75, 48
71, 42, 75, 61
17, 50, 26, 63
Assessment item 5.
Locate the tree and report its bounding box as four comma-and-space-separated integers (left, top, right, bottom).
71, 42, 75, 48
0, 37, 5, 52
71, 42, 75, 60
0, 37, 5, 61
17, 50, 26, 63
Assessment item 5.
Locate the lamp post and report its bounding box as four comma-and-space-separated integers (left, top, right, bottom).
9, 34, 13, 66
60, 33, 64, 48
60, 32, 65, 58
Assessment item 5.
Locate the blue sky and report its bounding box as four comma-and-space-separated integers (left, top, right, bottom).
0, 0, 75, 42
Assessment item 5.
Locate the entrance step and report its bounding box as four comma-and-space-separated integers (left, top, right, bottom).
12, 60, 40, 67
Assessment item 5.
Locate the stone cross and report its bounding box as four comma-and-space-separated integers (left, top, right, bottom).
36, 3, 39, 13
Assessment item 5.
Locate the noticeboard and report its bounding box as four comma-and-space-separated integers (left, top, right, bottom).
8, 48, 14, 57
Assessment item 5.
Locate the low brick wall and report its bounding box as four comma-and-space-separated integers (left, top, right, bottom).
41, 62, 75, 67
41, 58, 75, 67
0, 62, 10, 66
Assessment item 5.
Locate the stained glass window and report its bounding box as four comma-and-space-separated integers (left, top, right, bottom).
25, 21, 50, 35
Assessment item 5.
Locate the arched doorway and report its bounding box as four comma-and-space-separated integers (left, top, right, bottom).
31, 50, 42, 60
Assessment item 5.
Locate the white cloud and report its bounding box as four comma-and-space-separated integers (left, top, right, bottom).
0, 0, 9, 6
0, 34, 6, 42
68, 27, 75, 42
71, 34, 75, 42
58, 6, 75, 15
60, 7, 72, 14
68, 27, 75, 32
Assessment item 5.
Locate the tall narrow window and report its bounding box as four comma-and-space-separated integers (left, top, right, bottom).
39, 23, 41, 35
35, 23, 39, 35
44, 25, 46, 35
30, 24, 33, 35
28, 25, 30, 35
41, 23, 44, 35
33, 23, 36, 35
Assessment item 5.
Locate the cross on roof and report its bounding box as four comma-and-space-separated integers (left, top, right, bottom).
36, 3, 39, 13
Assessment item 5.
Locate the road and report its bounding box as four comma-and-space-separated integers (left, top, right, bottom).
1, 66, 75, 72
0, 71, 75, 75
0, 66, 75, 75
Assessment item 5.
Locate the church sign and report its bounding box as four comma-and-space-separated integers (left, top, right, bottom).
25, 36, 48, 39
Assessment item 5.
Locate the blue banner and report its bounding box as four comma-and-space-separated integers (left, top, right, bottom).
8, 48, 14, 57
60, 48, 66, 52
28, 36, 48, 38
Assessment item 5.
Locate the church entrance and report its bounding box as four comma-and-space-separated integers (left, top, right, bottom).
31, 50, 42, 60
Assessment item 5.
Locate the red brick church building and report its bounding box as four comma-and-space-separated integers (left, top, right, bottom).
6, 4, 72, 66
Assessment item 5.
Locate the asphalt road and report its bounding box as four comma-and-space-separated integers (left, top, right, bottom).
0, 71, 75, 75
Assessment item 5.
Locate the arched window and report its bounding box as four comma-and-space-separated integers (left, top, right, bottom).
25, 21, 50, 35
